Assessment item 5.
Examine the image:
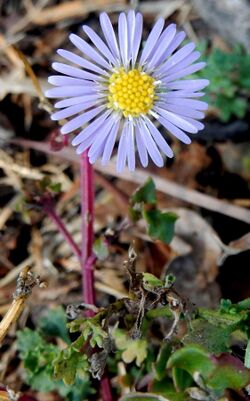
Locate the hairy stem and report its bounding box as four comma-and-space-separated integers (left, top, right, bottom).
44, 205, 81, 262
80, 151, 113, 401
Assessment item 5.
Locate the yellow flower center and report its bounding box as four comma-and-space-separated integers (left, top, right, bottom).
107, 68, 156, 118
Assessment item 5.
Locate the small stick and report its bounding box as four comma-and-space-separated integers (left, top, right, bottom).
0, 266, 43, 345
0, 298, 26, 344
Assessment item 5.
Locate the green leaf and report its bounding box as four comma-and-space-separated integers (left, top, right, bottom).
16, 328, 93, 399
198, 308, 244, 327
151, 379, 186, 401
93, 237, 109, 260
39, 177, 61, 193
167, 345, 214, 378
244, 339, 250, 368
84, 321, 108, 348
131, 178, 156, 205
17, 328, 64, 393
146, 306, 172, 320
68, 316, 108, 348
207, 364, 250, 391
129, 178, 177, 244
143, 209, 178, 244
38, 307, 70, 344
17, 328, 44, 358
184, 319, 232, 354
154, 343, 172, 380
172, 367, 193, 392
49, 182, 62, 193
40, 176, 51, 191
53, 348, 89, 385
113, 329, 148, 366
129, 178, 157, 221
26, 369, 59, 392
67, 318, 85, 333
64, 377, 95, 401
232, 97, 248, 119
237, 298, 250, 310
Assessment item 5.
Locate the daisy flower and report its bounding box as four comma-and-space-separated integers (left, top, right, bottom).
46, 10, 209, 172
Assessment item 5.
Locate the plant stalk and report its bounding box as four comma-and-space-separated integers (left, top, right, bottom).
80, 151, 113, 401
44, 205, 81, 262
80, 151, 95, 310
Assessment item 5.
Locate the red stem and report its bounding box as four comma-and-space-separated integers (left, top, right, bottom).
80, 151, 113, 401
44, 205, 81, 262
80, 151, 95, 309
101, 375, 114, 401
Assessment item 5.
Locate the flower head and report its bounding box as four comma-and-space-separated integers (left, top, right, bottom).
46, 11, 209, 171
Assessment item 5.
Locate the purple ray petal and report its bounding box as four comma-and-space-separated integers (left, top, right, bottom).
127, 120, 135, 171
140, 18, 165, 65
101, 119, 120, 165
51, 101, 102, 120
144, 116, 174, 158
75, 131, 99, 155
165, 51, 201, 75
157, 102, 205, 119
117, 122, 128, 172
167, 79, 209, 91
82, 25, 118, 66
135, 122, 148, 167
127, 10, 135, 62
158, 42, 196, 76
48, 76, 90, 86
69, 33, 111, 69
57, 49, 109, 76
159, 91, 205, 99
52, 62, 104, 81
182, 117, 204, 131
45, 85, 96, 98
139, 119, 164, 167
162, 97, 208, 110
164, 62, 206, 82
158, 115, 191, 144
146, 24, 176, 70
88, 116, 117, 159
131, 13, 143, 67
61, 105, 105, 134
154, 31, 186, 68
155, 106, 198, 133
118, 13, 128, 68
72, 110, 111, 145
54, 94, 105, 108
99, 12, 120, 60
89, 143, 106, 164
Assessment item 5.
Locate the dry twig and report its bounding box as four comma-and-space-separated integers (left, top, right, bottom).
0, 265, 43, 344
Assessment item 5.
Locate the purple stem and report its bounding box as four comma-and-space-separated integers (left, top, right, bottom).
44, 204, 81, 262
101, 375, 114, 401
80, 151, 113, 401
80, 151, 95, 310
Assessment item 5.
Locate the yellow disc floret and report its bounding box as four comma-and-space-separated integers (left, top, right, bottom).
107, 68, 156, 118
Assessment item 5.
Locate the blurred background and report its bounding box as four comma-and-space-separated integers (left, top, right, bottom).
0, 0, 249, 399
